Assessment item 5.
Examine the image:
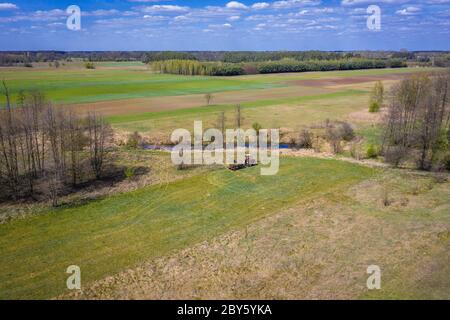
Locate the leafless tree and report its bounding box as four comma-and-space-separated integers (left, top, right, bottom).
205, 93, 213, 106
235, 104, 242, 128
87, 112, 111, 179
67, 110, 86, 186
217, 111, 226, 136
0, 81, 20, 196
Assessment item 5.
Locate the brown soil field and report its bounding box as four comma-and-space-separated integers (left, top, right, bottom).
286, 73, 414, 88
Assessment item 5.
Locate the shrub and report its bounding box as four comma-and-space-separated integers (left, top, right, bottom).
350, 143, 363, 160
366, 144, 378, 159
298, 130, 313, 149
369, 101, 380, 113
384, 146, 407, 167
85, 62, 95, 69
124, 167, 135, 179
339, 122, 355, 141
326, 127, 343, 154
382, 189, 392, 207
126, 131, 142, 149
369, 81, 384, 112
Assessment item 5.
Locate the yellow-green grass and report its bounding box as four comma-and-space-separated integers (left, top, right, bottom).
109, 90, 369, 138
0, 157, 375, 299
0, 65, 438, 105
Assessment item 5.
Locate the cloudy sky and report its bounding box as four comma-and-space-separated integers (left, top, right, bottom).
0, 0, 449, 51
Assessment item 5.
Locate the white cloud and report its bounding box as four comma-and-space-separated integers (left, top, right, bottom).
226, 1, 248, 9
396, 6, 421, 15
252, 2, 270, 10
342, 0, 410, 6
140, 5, 189, 13
273, 0, 321, 9
84, 9, 121, 17
0, 3, 18, 10
228, 15, 241, 21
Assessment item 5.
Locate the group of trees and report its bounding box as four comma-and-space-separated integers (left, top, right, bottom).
434, 54, 450, 68
257, 59, 406, 74
142, 51, 198, 63
150, 60, 245, 76
0, 53, 32, 66
150, 58, 406, 77
0, 83, 112, 205
382, 73, 450, 171
214, 105, 244, 136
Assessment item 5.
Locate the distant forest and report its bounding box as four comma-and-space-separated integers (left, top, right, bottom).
1, 50, 450, 67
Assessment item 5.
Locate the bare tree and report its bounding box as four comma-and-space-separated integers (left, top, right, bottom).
87, 112, 111, 179
0, 81, 20, 196
235, 104, 242, 128
67, 110, 86, 186
205, 93, 213, 106
217, 111, 226, 136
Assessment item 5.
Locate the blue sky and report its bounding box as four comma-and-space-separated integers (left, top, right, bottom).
0, 0, 449, 51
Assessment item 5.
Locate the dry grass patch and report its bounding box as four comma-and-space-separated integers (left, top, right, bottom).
62, 169, 450, 300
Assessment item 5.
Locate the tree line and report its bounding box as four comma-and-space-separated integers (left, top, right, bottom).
257, 58, 406, 74
2, 51, 450, 67
0, 83, 112, 205
150, 58, 406, 76
222, 51, 358, 63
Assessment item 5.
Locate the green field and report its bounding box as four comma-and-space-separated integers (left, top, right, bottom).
0, 66, 437, 105
0, 68, 283, 105
0, 157, 375, 299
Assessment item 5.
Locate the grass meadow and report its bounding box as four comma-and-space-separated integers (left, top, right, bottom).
0, 63, 448, 300
0, 157, 375, 299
